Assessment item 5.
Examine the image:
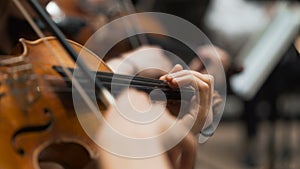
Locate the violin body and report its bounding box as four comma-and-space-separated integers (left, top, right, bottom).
0, 37, 111, 169
0, 36, 194, 169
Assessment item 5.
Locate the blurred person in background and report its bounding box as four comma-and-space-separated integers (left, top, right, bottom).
146, 0, 300, 168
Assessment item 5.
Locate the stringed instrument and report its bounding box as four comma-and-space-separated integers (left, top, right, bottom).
0, 37, 110, 169
0, 36, 194, 169
0, 1, 194, 168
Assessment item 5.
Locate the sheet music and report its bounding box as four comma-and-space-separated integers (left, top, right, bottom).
230, 2, 300, 100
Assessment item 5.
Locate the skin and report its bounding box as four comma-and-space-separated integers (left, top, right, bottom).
97, 88, 197, 169
1, 0, 226, 168
98, 59, 216, 168
103, 44, 228, 168
160, 64, 215, 134
107, 45, 223, 134
39, 44, 224, 169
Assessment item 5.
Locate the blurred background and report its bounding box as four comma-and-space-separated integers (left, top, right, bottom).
1, 0, 300, 169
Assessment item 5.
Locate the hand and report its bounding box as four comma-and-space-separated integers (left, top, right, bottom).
160, 64, 215, 134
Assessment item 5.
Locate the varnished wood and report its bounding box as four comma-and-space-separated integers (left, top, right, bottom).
0, 37, 111, 169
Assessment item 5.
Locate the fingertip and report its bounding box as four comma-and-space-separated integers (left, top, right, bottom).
174, 64, 183, 70
170, 64, 184, 73
164, 78, 178, 89
159, 75, 167, 80
170, 78, 179, 87
165, 74, 173, 81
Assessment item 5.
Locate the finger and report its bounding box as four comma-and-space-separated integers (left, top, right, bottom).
212, 91, 223, 117
168, 70, 213, 87
159, 74, 167, 81
168, 70, 191, 79
191, 71, 214, 85
170, 75, 197, 88
167, 73, 208, 89
167, 70, 214, 106
191, 72, 215, 104
169, 64, 184, 73
194, 77, 214, 133
164, 70, 215, 134
165, 70, 192, 85
177, 74, 213, 134
160, 64, 184, 81
213, 93, 223, 107
167, 72, 214, 110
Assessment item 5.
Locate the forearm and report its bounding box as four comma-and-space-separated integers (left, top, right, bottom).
99, 149, 172, 169
97, 112, 173, 169
96, 89, 174, 169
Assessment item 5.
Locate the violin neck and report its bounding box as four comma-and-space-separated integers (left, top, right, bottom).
53, 66, 194, 101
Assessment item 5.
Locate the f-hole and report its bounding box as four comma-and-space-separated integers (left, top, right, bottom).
38, 142, 98, 169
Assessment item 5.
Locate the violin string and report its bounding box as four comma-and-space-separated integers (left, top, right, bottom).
97, 74, 167, 87
53, 66, 194, 98
28, 0, 116, 108
53, 66, 169, 88
13, 0, 193, 103
42, 75, 193, 100
12, 0, 103, 116
13, 0, 186, 96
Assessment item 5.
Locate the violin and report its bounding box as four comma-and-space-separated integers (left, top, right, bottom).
0, 0, 198, 168
0, 36, 194, 169
0, 36, 109, 169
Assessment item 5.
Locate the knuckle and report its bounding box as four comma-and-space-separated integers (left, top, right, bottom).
207, 75, 214, 84
201, 83, 209, 92
182, 70, 190, 74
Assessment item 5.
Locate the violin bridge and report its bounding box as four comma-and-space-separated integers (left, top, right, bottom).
0, 55, 41, 111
